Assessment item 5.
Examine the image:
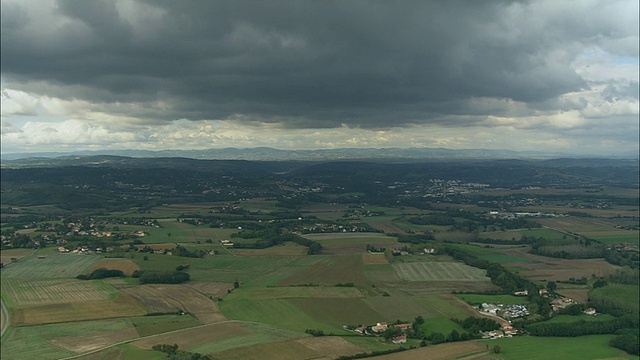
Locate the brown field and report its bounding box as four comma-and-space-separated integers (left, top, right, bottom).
501, 247, 621, 281
296, 336, 366, 358
2, 279, 116, 306
555, 288, 590, 303
87, 259, 140, 276
131, 322, 252, 350
50, 327, 140, 353
120, 284, 225, 323
11, 295, 146, 326
232, 243, 307, 256
372, 340, 486, 360
212, 336, 366, 360
0, 248, 34, 265
362, 252, 389, 265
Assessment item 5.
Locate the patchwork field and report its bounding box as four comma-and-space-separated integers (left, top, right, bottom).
393, 261, 489, 282
500, 247, 621, 281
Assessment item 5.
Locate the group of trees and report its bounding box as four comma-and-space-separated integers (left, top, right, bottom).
133, 270, 190, 284
76, 268, 124, 280
526, 317, 638, 337
151, 343, 209, 360
232, 229, 322, 255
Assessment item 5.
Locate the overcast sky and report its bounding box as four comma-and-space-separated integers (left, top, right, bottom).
1, 0, 638, 156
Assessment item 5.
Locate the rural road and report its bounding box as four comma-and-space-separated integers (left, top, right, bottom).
1, 297, 9, 338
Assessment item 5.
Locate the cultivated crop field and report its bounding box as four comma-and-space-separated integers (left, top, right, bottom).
10, 294, 147, 326
1, 252, 101, 280
2, 279, 118, 307
393, 261, 489, 282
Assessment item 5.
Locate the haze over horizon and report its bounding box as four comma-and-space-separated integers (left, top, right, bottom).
1, 0, 639, 156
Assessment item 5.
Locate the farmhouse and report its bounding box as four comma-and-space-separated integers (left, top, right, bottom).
392, 334, 407, 344
394, 323, 413, 332
583, 308, 597, 316
371, 322, 388, 333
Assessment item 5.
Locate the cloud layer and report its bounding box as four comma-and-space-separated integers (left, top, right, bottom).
1, 0, 638, 155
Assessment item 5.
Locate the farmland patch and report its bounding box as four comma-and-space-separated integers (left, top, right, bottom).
291, 297, 383, 328
393, 262, 489, 282
0, 252, 101, 280
209, 339, 318, 360
363, 252, 389, 264
50, 327, 139, 353
500, 247, 621, 281
11, 295, 146, 326
221, 299, 333, 332
120, 284, 224, 324
86, 259, 140, 276
278, 255, 369, 287
131, 321, 252, 350
226, 286, 364, 300
369, 340, 486, 360
2, 279, 117, 307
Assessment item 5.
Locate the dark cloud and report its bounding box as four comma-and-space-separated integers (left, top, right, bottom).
1, 0, 637, 128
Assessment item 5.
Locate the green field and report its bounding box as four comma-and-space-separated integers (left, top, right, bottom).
477, 254, 534, 263
544, 314, 615, 324
1, 252, 101, 280
484, 335, 638, 360
0, 318, 133, 360
225, 286, 364, 300
421, 316, 466, 335
456, 294, 529, 306
591, 234, 640, 244
220, 299, 336, 333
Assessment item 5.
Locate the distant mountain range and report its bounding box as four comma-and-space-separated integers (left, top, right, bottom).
2, 147, 634, 162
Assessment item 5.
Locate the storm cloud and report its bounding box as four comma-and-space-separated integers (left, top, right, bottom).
1, 0, 638, 154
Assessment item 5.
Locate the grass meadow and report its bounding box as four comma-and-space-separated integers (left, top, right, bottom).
484, 335, 638, 360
